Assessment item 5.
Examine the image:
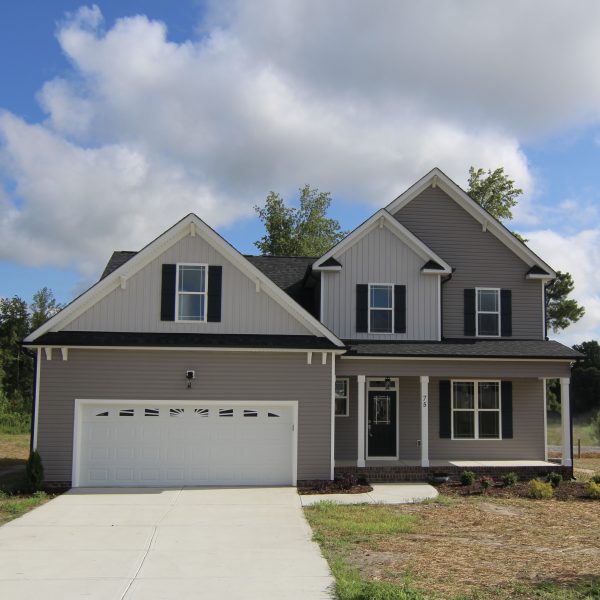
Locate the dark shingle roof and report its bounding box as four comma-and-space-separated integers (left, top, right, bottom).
344, 339, 582, 360
244, 256, 316, 290
101, 251, 137, 279
26, 331, 338, 349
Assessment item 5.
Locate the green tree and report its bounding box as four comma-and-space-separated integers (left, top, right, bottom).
468, 166, 584, 332
0, 296, 33, 412
254, 185, 346, 256
572, 340, 600, 370
30, 287, 63, 331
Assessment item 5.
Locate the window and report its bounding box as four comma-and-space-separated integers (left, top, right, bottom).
369, 284, 393, 333
452, 381, 501, 439
476, 288, 500, 336
176, 264, 207, 322
335, 378, 349, 416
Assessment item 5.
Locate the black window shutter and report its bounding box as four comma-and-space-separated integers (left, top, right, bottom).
356, 284, 368, 332
439, 380, 451, 438
501, 289, 512, 337
207, 266, 222, 322
464, 289, 476, 336
501, 381, 513, 439
394, 285, 406, 333
160, 264, 176, 321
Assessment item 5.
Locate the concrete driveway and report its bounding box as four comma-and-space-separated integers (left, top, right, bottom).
0, 487, 334, 600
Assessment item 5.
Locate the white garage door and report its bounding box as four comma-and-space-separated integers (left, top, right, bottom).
74, 401, 296, 487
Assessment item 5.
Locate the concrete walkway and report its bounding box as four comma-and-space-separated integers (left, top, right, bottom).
299, 482, 438, 506
0, 487, 334, 600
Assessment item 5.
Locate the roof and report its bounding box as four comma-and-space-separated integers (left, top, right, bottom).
343, 339, 582, 360
385, 168, 556, 278
25, 331, 339, 350
101, 251, 137, 279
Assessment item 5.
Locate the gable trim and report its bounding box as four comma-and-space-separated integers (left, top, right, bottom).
312, 209, 451, 274
25, 214, 344, 347
385, 168, 556, 278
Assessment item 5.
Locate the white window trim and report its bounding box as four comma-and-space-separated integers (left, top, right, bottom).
335, 377, 350, 417
451, 379, 502, 441
367, 283, 394, 334
175, 263, 208, 323
475, 287, 501, 338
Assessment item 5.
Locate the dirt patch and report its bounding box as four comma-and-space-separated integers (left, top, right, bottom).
354, 498, 600, 597
298, 484, 373, 495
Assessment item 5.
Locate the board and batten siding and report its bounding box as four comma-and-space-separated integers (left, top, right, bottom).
64, 234, 311, 335
393, 186, 544, 339
321, 224, 439, 340
37, 349, 332, 482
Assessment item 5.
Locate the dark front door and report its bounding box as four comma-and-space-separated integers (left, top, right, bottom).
367, 390, 397, 457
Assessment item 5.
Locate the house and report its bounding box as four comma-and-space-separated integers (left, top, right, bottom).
23, 168, 580, 487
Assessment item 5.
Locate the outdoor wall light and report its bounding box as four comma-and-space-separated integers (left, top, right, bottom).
384, 377, 391, 390
186, 369, 195, 388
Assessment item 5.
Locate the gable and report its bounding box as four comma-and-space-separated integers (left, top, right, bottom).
25, 214, 343, 345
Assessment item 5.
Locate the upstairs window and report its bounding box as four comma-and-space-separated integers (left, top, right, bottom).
176, 264, 207, 322
335, 378, 349, 416
476, 288, 500, 337
368, 284, 394, 333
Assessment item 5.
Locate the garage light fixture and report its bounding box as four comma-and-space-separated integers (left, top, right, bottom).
186, 369, 195, 388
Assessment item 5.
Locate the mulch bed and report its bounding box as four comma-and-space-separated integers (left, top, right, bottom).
436, 480, 593, 500
298, 483, 373, 495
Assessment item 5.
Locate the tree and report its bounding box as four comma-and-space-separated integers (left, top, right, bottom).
572, 340, 600, 370
255, 185, 346, 256
30, 287, 63, 331
0, 296, 33, 412
468, 165, 584, 332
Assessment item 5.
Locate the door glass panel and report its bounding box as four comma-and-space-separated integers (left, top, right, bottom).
373, 395, 390, 424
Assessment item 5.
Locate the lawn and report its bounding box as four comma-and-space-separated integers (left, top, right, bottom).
0, 490, 48, 526
306, 497, 600, 599
0, 432, 30, 469
547, 414, 598, 447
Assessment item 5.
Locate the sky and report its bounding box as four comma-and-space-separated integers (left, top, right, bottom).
1, 0, 599, 346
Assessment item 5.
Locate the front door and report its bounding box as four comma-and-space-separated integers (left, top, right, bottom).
367, 390, 397, 457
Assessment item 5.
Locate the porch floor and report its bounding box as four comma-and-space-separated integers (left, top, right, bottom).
335, 459, 559, 468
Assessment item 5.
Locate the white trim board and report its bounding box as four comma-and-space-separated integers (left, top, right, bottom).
25, 214, 344, 348
28, 344, 346, 354
312, 209, 451, 274
72, 399, 299, 488
385, 168, 556, 278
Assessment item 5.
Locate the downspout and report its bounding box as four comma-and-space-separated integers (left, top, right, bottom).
543, 279, 553, 340
440, 271, 454, 340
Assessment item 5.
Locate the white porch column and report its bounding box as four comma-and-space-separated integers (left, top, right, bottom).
420, 376, 430, 467
560, 377, 572, 467
542, 378, 548, 461
357, 375, 366, 467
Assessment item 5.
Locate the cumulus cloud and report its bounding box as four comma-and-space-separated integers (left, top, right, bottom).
526, 228, 600, 345
1, 0, 600, 294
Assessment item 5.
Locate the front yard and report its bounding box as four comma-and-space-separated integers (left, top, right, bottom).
306, 494, 600, 599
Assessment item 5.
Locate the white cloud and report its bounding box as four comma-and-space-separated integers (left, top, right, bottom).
526, 228, 600, 345
2, 1, 600, 285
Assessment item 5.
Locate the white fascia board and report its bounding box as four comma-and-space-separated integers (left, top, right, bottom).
385, 168, 557, 278
26, 214, 344, 347
27, 344, 347, 354
526, 273, 554, 280
313, 209, 451, 274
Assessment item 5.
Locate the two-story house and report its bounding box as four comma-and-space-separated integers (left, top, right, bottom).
24, 168, 580, 487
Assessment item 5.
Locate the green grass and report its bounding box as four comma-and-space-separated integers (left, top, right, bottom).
459, 579, 600, 599
0, 490, 47, 525
0, 411, 31, 435
547, 415, 597, 446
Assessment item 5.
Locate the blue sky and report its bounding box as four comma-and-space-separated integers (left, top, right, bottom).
1, 1, 599, 345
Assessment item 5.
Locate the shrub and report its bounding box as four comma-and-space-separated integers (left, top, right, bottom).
460, 470, 476, 486
546, 471, 563, 488
528, 479, 553, 499
590, 474, 600, 485
586, 481, 600, 500
335, 472, 359, 490
480, 476, 493, 491
25, 450, 44, 492
502, 472, 518, 487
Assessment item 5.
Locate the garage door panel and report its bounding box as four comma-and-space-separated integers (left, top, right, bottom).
77, 402, 295, 487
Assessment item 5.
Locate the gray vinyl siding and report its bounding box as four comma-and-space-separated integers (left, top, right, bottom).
392, 186, 544, 339
429, 377, 545, 460
65, 234, 311, 335
321, 224, 439, 340
334, 377, 357, 460
37, 350, 332, 482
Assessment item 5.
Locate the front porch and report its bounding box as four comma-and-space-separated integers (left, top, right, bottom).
333, 364, 574, 481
